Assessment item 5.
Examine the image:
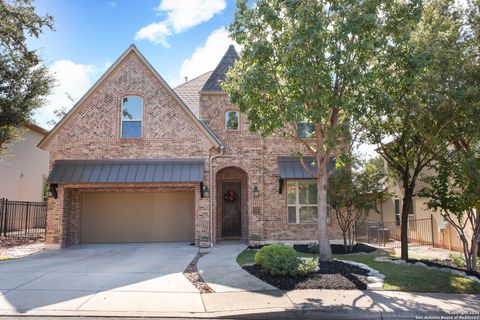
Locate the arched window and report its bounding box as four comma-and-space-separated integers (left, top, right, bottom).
225, 111, 239, 131
121, 96, 143, 138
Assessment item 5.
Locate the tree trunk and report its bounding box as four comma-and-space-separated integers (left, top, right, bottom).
342, 230, 348, 252
347, 227, 352, 252
317, 159, 333, 262
471, 238, 478, 272
400, 188, 414, 260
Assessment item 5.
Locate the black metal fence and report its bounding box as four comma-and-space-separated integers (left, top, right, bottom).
0, 198, 47, 239
356, 216, 434, 249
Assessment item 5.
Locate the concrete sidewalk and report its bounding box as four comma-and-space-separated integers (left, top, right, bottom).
1, 289, 479, 319
197, 241, 278, 292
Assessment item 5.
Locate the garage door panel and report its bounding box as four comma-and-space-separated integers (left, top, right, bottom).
81, 192, 194, 243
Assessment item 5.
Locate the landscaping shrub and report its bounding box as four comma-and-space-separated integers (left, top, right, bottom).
449, 253, 480, 269
255, 244, 300, 276
297, 258, 319, 275
307, 242, 319, 254
449, 253, 466, 267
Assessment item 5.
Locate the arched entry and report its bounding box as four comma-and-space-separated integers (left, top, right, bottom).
216, 167, 248, 240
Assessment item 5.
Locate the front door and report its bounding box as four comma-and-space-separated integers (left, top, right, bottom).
222, 181, 242, 237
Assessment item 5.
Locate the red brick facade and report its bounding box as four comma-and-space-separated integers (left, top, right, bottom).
42, 46, 342, 249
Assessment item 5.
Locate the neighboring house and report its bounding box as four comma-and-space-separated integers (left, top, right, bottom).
39, 44, 343, 248
368, 165, 473, 252
0, 123, 49, 202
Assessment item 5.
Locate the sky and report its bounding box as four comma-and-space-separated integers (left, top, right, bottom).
29, 0, 239, 128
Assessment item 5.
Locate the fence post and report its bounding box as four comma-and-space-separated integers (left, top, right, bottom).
430, 214, 435, 248
0, 198, 3, 236
24, 202, 30, 238
383, 221, 386, 247
2, 198, 7, 237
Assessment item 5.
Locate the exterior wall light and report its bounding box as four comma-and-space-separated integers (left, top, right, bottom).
253, 186, 260, 198
202, 185, 209, 198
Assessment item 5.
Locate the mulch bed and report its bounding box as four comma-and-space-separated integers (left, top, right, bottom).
183, 253, 214, 293
242, 260, 369, 290
294, 243, 379, 255
408, 258, 480, 280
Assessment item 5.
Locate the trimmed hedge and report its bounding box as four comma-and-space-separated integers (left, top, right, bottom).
255, 244, 300, 276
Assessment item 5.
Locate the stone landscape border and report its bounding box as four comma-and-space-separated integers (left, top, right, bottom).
374, 256, 480, 283
336, 259, 385, 290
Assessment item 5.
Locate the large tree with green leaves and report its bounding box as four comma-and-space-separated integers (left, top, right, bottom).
223, 0, 421, 261
419, 0, 480, 271
357, 0, 471, 260
0, 0, 54, 156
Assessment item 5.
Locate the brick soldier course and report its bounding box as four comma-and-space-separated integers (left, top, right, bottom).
39, 44, 342, 249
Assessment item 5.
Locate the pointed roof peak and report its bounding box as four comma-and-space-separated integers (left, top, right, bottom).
201, 45, 239, 92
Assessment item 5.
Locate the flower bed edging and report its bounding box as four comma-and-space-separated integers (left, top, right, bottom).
373, 256, 480, 283
336, 259, 385, 291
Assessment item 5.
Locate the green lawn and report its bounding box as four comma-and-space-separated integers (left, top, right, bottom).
336, 254, 480, 294
236, 248, 480, 294
0, 256, 10, 261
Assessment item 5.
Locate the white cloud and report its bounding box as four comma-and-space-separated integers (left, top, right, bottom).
157, 0, 226, 33
172, 27, 240, 86
135, 21, 171, 47
135, 0, 226, 46
35, 60, 96, 128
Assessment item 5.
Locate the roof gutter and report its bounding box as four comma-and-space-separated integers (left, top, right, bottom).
209, 146, 224, 247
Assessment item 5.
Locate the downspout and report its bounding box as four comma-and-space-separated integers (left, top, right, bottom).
209, 146, 224, 247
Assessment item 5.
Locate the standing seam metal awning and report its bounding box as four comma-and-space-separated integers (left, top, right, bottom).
48, 159, 205, 184
278, 157, 335, 179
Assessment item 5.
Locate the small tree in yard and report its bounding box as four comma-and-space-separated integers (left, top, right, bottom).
328, 157, 390, 252
223, 0, 420, 262
0, 0, 54, 156
420, 152, 480, 271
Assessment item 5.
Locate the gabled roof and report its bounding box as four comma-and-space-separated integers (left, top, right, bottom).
201, 45, 239, 93
38, 44, 222, 149
174, 71, 213, 117
24, 122, 48, 135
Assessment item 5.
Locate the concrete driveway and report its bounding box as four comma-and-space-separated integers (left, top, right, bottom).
0, 243, 203, 315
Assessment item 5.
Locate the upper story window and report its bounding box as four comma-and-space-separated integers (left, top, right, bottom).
225, 111, 239, 131
121, 96, 143, 138
298, 122, 315, 139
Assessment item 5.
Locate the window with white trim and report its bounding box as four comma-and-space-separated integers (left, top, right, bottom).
394, 198, 414, 227
298, 122, 315, 139
225, 111, 239, 130
287, 180, 318, 224
121, 96, 143, 138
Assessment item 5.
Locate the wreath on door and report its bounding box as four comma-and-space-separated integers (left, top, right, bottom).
224, 189, 238, 203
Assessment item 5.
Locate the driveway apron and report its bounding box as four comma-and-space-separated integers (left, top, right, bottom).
0, 243, 203, 313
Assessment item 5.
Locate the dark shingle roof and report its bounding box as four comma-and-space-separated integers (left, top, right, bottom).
201, 45, 239, 92
174, 71, 213, 117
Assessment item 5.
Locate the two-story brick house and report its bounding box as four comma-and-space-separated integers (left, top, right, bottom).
39, 44, 341, 248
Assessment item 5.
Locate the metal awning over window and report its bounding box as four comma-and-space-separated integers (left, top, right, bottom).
278, 157, 335, 193
48, 159, 205, 184
279, 157, 318, 179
